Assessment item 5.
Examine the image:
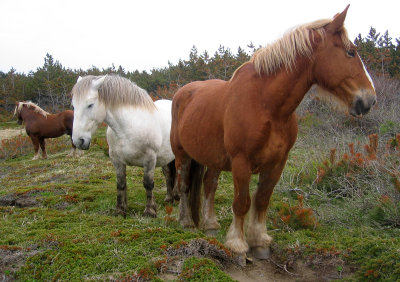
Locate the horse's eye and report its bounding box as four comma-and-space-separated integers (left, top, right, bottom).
87, 104, 94, 109
346, 50, 355, 58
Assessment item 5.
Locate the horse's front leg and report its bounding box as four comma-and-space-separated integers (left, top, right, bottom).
112, 160, 128, 217
246, 157, 288, 259
143, 153, 157, 217
30, 135, 40, 160
39, 138, 47, 159
225, 155, 251, 255
68, 137, 77, 157
202, 168, 221, 235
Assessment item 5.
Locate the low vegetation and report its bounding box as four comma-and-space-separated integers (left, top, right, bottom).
1, 84, 400, 281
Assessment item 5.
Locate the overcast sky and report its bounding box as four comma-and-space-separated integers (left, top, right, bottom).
1, 0, 399, 74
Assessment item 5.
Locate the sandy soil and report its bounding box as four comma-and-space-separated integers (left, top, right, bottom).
0, 128, 26, 141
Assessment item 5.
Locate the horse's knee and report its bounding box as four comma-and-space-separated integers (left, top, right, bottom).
232, 195, 251, 217
143, 176, 154, 192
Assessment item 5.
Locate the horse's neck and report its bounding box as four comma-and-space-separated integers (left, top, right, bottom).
21, 108, 40, 121
104, 107, 135, 137
260, 58, 313, 117
104, 106, 155, 138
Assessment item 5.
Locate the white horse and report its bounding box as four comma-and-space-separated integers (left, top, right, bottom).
71, 75, 176, 217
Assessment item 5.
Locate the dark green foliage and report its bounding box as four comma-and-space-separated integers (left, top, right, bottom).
179, 257, 234, 281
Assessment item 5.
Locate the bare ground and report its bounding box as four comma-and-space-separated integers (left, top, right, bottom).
0, 128, 25, 141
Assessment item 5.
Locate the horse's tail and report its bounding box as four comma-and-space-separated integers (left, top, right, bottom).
189, 160, 205, 227
167, 160, 178, 200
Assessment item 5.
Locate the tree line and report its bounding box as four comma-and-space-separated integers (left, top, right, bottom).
1, 27, 399, 114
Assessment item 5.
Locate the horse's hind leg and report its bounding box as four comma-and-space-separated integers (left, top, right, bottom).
112, 160, 128, 217
143, 153, 157, 217
39, 138, 47, 159
162, 160, 176, 203
202, 168, 221, 235
30, 135, 40, 160
246, 158, 287, 259
175, 153, 195, 228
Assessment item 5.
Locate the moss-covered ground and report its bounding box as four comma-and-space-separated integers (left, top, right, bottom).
0, 118, 399, 281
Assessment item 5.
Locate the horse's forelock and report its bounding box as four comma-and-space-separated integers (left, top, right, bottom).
71, 75, 95, 101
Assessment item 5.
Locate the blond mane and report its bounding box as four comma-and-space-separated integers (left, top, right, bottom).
250, 18, 351, 76
14, 101, 50, 118
72, 75, 156, 111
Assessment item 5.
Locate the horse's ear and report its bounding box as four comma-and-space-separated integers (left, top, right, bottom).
92, 75, 107, 91
327, 4, 349, 33
77, 76, 82, 83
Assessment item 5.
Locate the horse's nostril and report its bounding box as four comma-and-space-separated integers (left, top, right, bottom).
79, 138, 85, 146
372, 99, 377, 106
355, 99, 364, 116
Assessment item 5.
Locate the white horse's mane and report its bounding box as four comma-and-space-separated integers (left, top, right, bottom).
72, 75, 156, 111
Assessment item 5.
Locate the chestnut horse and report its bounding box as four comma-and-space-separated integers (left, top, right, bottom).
170, 5, 376, 259
14, 101, 79, 160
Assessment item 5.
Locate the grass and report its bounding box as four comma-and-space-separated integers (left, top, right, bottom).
1, 113, 400, 281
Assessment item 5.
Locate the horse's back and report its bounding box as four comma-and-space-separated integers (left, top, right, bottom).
154, 99, 175, 166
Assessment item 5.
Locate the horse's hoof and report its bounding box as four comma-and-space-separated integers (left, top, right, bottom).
250, 246, 271, 260
232, 253, 248, 267
115, 210, 127, 218
179, 219, 196, 229
143, 209, 157, 218
204, 229, 219, 237
172, 191, 180, 201
164, 195, 173, 203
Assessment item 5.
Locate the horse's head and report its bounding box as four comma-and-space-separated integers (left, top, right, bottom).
13, 102, 24, 125
312, 5, 376, 117
71, 75, 107, 150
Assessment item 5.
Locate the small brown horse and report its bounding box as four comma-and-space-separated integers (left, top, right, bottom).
14, 101, 80, 160
170, 5, 376, 259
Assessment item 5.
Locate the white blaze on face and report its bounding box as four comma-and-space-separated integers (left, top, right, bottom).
358, 54, 375, 91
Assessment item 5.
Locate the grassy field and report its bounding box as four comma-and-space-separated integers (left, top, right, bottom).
1, 105, 400, 281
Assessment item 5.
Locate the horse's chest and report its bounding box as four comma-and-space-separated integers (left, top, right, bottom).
251, 130, 296, 173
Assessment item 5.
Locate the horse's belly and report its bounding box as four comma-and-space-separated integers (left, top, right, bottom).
109, 144, 142, 166
108, 136, 173, 168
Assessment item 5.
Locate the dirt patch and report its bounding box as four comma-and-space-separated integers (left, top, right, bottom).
0, 128, 25, 141
158, 238, 353, 281
225, 258, 353, 282
0, 246, 41, 281
0, 192, 40, 208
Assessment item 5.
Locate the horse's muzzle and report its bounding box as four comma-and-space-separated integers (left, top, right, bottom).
349, 94, 376, 117
74, 137, 91, 150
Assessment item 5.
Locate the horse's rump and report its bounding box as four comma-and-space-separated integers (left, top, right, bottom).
172, 80, 231, 170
